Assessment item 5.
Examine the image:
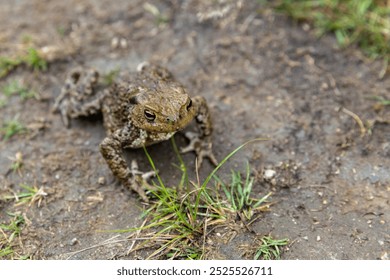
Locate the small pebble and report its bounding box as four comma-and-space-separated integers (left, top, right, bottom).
98, 176, 106, 185
264, 169, 276, 179
111, 37, 119, 48
111, 37, 128, 49
120, 38, 128, 48
380, 252, 389, 260
316, 236, 321, 241
302, 23, 310, 31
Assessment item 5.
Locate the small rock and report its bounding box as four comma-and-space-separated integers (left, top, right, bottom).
264, 169, 276, 179
70, 238, 78, 246
120, 38, 128, 49
98, 176, 106, 185
111, 37, 119, 48
380, 252, 389, 260
316, 236, 321, 241
302, 23, 310, 31
111, 37, 128, 49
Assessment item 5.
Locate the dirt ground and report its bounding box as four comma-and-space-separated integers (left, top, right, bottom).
0, 0, 389, 260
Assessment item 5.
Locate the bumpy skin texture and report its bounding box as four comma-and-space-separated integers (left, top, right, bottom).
53, 63, 217, 201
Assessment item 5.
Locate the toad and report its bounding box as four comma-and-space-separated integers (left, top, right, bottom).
53, 63, 217, 201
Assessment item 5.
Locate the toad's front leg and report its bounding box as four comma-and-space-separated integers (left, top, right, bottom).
181, 96, 218, 168
99, 128, 155, 202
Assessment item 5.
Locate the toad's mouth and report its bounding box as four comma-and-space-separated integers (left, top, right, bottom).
147, 119, 193, 133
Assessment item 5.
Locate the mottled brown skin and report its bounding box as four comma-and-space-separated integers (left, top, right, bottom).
53, 63, 217, 201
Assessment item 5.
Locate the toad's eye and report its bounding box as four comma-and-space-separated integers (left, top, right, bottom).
144, 109, 156, 122
186, 99, 192, 111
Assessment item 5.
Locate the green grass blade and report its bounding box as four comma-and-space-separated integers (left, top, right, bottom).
192, 138, 269, 221
170, 137, 189, 190
253, 192, 273, 208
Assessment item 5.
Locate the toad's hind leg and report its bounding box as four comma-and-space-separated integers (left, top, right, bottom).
53, 68, 106, 127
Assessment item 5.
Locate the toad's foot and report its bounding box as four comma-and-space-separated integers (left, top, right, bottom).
127, 160, 157, 202
181, 131, 218, 168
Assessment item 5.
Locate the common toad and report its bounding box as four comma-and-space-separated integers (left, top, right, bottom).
53, 63, 217, 201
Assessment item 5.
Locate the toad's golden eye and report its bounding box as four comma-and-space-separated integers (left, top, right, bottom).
144, 109, 156, 122
186, 99, 192, 111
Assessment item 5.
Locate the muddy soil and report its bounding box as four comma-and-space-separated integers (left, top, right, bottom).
0, 0, 389, 260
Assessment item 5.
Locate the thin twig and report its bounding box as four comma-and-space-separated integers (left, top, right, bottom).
327, 73, 341, 95
195, 157, 200, 188
65, 234, 124, 259
126, 218, 148, 255
341, 107, 366, 136
202, 208, 209, 259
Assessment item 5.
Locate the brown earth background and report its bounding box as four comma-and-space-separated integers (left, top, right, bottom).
0, 0, 389, 259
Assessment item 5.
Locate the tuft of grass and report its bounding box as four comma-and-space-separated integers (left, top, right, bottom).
102, 68, 121, 86
0, 213, 26, 259
24, 47, 47, 72
7, 152, 24, 176
0, 245, 14, 258
0, 118, 27, 141
214, 162, 272, 220
115, 138, 277, 259
368, 95, 390, 106
272, 0, 390, 60
143, 2, 169, 26
0, 47, 48, 78
165, 247, 203, 260
253, 235, 289, 260
2, 184, 47, 207
0, 57, 22, 79
2, 80, 37, 100
0, 213, 25, 242
2, 80, 22, 97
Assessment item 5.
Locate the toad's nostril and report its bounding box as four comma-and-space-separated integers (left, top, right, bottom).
166, 116, 177, 123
